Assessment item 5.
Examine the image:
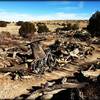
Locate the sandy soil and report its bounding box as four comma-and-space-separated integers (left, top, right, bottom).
0, 23, 20, 35
0, 44, 99, 99
0, 20, 99, 99
0, 66, 76, 99
0, 20, 87, 35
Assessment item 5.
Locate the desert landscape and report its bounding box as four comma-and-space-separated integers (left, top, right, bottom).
0, 1, 99, 100
0, 17, 99, 99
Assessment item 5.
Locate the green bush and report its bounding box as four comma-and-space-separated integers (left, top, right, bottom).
62, 23, 66, 27
6, 21, 10, 24
55, 23, 79, 32
0, 21, 7, 27
16, 21, 24, 26
67, 23, 72, 30
72, 23, 79, 30
1, 31, 11, 38
73, 31, 91, 41
37, 23, 49, 33
87, 11, 100, 37
19, 22, 36, 37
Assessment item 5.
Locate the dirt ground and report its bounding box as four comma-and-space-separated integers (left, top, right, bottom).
0, 23, 20, 35
0, 43, 99, 99
0, 20, 87, 35
0, 20, 99, 99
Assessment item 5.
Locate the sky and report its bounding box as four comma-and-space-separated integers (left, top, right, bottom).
0, 1, 100, 21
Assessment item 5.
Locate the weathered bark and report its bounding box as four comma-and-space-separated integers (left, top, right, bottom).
79, 59, 100, 71
0, 64, 27, 73
30, 42, 46, 59
26, 82, 88, 99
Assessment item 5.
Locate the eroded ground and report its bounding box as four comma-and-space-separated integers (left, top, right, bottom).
0, 21, 99, 99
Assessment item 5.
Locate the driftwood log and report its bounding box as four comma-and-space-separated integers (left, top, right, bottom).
79, 59, 100, 71
0, 64, 28, 73
15, 82, 88, 100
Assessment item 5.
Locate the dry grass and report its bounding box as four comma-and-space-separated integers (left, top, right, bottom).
0, 23, 20, 35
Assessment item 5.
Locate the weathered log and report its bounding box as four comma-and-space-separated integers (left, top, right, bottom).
80, 58, 100, 66
30, 42, 46, 59
79, 59, 100, 71
0, 64, 28, 73
27, 82, 88, 99
25, 37, 46, 46
82, 70, 100, 78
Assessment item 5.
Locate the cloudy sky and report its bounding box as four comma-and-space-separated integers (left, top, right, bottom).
0, 1, 99, 21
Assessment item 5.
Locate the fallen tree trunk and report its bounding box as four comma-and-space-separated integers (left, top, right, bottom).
79, 59, 100, 71
15, 82, 88, 100
0, 64, 27, 73
25, 37, 46, 46
79, 59, 100, 66
82, 70, 100, 78
27, 82, 88, 99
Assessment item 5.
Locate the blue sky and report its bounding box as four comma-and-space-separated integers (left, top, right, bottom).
0, 1, 99, 21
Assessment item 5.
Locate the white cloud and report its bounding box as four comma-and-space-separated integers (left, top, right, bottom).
0, 11, 34, 21
0, 11, 90, 21
59, 1, 84, 10
33, 12, 90, 20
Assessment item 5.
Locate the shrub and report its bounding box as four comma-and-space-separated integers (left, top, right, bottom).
19, 22, 36, 37
37, 23, 49, 33
1, 31, 11, 37
55, 28, 60, 33
16, 21, 24, 26
0, 21, 7, 27
55, 27, 68, 32
62, 23, 66, 27
72, 23, 79, 30
73, 31, 91, 41
55, 23, 79, 32
87, 11, 100, 37
6, 21, 10, 24
82, 27, 87, 30
67, 23, 72, 30
55, 23, 72, 32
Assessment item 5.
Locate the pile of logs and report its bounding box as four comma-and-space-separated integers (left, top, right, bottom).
0, 34, 99, 99
0, 37, 96, 78
15, 69, 100, 100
